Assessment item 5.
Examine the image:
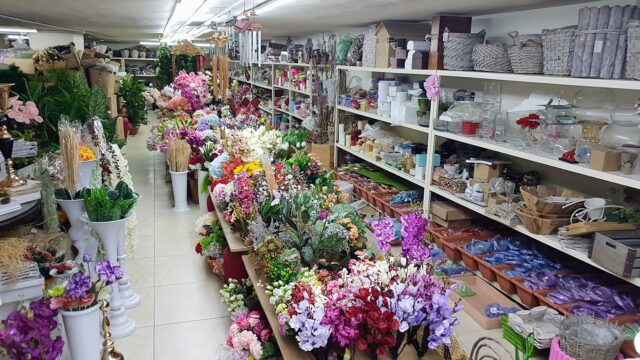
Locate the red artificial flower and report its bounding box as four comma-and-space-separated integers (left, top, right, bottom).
195, 243, 203, 255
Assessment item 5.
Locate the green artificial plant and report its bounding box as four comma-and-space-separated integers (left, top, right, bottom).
156, 44, 172, 87
83, 181, 137, 222
119, 76, 148, 127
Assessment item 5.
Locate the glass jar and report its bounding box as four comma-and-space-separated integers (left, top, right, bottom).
575, 120, 607, 163
601, 105, 640, 148
621, 144, 640, 174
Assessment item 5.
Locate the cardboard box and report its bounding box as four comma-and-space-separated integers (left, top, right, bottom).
473, 163, 504, 182
88, 68, 116, 96
309, 143, 334, 170
590, 147, 622, 172
431, 214, 472, 228
431, 200, 478, 221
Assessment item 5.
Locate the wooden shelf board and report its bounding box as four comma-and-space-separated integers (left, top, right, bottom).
213, 201, 248, 252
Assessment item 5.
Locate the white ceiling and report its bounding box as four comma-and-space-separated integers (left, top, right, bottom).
0, 0, 593, 42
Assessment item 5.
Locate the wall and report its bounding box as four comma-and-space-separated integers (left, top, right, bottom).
28, 32, 84, 51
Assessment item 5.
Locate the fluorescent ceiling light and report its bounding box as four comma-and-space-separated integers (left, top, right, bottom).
0, 27, 38, 34
140, 41, 161, 46
7, 35, 28, 40
259, 0, 294, 14
163, 0, 207, 37
193, 43, 212, 47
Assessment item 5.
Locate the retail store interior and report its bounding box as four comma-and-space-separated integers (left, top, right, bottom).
1, 0, 640, 359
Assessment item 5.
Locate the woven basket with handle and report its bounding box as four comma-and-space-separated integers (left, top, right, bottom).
472, 42, 513, 73
508, 31, 543, 74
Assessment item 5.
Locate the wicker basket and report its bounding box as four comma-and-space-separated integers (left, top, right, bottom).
472, 43, 513, 73
508, 32, 543, 74
508, 31, 542, 47
443, 29, 486, 71
516, 206, 570, 235
542, 26, 577, 76
519, 185, 584, 215
559, 316, 624, 360
627, 20, 640, 80
439, 177, 467, 194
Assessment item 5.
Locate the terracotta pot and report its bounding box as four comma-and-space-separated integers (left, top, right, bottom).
129, 125, 140, 135
188, 176, 199, 205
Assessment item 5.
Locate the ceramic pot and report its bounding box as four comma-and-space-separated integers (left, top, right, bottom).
81, 213, 136, 338
121, 50, 130, 58
57, 199, 97, 262
60, 303, 101, 360
138, 51, 146, 59
129, 125, 139, 136
170, 171, 190, 212
77, 159, 98, 190
198, 170, 210, 213
130, 50, 139, 59
117, 207, 140, 309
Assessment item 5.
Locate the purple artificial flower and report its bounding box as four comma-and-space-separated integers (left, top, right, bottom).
400, 213, 431, 262
371, 217, 395, 253
289, 300, 331, 351
96, 260, 123, 285
425, 290, 461, 349
82, 253, 92, 263
65, 272, 92, 300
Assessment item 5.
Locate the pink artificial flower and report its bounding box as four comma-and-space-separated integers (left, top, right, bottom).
49, 297, 65, 310
6, 97, 44, 124
424, 75, 440, 101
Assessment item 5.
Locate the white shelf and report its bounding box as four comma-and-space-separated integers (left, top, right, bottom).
437, 70, 640, 91
337, 105, 430, 134
132, 74, 156, 77
430, 186, 640, 287
433, 130, 640, 190
337, 65, 436, 76
337, 66, 640, 91
273, 84, 311, 96
335, 143, 426, 187
274, 108, 308, 121
112, 57, 158, 61
258, 106, 273, 114
252, 82, 273, 90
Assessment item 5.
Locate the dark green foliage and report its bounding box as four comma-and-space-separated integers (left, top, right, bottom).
83, 181, 137, 222
0, 64, 30, 95
119, 76, 147, 126
156, 44, 172, 88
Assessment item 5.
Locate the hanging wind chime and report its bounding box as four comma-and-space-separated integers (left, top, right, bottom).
208, 29, 230, 102
235, 0, 262, 67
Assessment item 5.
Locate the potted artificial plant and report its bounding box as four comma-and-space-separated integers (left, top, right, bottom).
119, 76, 147, 135
80, 181, 138, 338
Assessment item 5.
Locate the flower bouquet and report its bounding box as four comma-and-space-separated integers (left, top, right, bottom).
194, 218, 228, 276
220, 278, 259, 317
171, 71, 211, 112
47, 255, 122, 360
225, 310, 277, 360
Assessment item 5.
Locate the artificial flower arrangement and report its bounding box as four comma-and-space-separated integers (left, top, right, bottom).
220, 278, 259, 316
171, 70, 212, 112
194, 214, 228, 276
31, 47, 64, 65
0, 298, 65, 360
6, 97, 44, 124
47, 254, 122, 310
79, 145, 96, 161
516, 113, 541, 130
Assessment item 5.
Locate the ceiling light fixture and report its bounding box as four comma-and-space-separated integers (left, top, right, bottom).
0, 27, 38, 34
259, 0, 294, 14
162, 0, 207, 40
7, 35, 28, 40
140, 41, 161, 46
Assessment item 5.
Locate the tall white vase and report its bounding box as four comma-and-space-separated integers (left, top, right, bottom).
81, 213, 136, 338
60, 303, 101, 360
77, 159, 98, 190
57, 199, 98, 262
198, 170, 210, 213
169, 171, 190, 212
117, 215, 140, 309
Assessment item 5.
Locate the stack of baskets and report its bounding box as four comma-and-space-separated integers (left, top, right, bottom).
627, 20, 640, 80
443, 29, 486, 70
516, 185, 584, 235
508, 31, 544, 74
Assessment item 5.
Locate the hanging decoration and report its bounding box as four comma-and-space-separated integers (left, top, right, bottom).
170, 40, 205, 78
208, 31, 230, 102
235, 0, 262, 67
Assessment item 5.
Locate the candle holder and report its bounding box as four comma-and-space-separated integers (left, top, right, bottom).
0, 83, 26, 188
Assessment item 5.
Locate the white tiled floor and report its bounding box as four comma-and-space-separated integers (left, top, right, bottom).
112, 122, 229, 359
